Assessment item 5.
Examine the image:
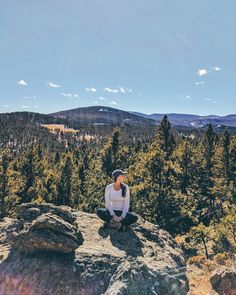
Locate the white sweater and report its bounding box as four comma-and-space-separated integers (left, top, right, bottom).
104, 183, 130, 218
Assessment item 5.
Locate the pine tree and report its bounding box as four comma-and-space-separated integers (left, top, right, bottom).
56, 155, 73, 205
199, 124, 219, 222
229, 137, 236, 202
154, 115, 176, 160
173, 140, 193, 194
0, 152, 10, 218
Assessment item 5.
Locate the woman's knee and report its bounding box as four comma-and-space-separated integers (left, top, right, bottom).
131, 213, 138, 223
96, 207, 105, 217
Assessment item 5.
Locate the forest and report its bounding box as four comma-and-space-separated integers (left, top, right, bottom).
1, 114, 236, 259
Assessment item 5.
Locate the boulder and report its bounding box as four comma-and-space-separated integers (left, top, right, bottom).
16, 202, 77, 224
0, 202, 189, 295
210, 266, 236, 295
8, 202, 83, 254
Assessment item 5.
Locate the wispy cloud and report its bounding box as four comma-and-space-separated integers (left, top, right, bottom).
21, 105, 30, 108
93, 101, 98, 104
197, 66, 221, 77
34, 105, 39, 109
23, 95, 37, 99
60, 93, 79, 98
2, 104, 9, 107
104, 87, 132, 94
204, 98, 218, 104
17, 80, 28, 86
195, 81, 205, 85
104, 87, 119, 93
47, 81, 61, 88
118, 87, 133, 93
109, 101, 118, 105
179, 94, 192, 101
198, 69, 208, 76
213, 66, 221, 71
98, 96, 107, 100
85, 87, 97, 92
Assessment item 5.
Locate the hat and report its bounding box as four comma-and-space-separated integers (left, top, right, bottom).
112, 169, 128, 178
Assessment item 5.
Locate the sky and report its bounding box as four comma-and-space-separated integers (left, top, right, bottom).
0, 0, 236, 116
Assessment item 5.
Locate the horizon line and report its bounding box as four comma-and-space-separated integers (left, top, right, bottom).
0, 105, 235, 118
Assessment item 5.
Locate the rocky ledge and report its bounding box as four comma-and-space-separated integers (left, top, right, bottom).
0, 202, 189, 295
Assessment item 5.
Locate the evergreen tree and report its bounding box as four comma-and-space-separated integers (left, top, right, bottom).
56, 155, 73, 205
0, 151, 10, 218
154, 115, 176, 160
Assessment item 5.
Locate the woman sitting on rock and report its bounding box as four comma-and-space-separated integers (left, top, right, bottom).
96, 169, 138, 232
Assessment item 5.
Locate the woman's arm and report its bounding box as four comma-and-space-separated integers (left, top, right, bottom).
105, 185, 115, 216
121, 186, 130, 219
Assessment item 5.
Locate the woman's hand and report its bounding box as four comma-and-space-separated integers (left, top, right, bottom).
116, 216, 123, 222
112, 215, 123, 222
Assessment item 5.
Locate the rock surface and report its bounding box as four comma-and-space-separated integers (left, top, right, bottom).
210, 266, 236, 295
0, 202, 189, 295
8, 202, 84, 253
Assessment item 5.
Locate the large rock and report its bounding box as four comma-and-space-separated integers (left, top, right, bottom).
210, 266, 236, 295
7, 202, 84, 254
16, 202, 77, 224
0, 202, 189, 295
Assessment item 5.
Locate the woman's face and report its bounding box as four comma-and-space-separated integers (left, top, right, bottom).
118, 174, 126, 182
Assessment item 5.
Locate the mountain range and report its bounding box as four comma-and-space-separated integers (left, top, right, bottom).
50, 106, 236, 128
130, 111, 236, 128
1, 105, 236, 129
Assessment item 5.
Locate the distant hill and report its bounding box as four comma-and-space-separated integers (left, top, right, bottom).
49, 106, 157, 126
1, 106, 236, 129
130, 111, 236, 128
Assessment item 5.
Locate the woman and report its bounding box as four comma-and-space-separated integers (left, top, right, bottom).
96, 169, 138, 231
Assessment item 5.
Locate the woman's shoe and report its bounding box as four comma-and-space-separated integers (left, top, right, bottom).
118, 224, 127, 232
110, 221, 122, 230
102, 221, 109, 228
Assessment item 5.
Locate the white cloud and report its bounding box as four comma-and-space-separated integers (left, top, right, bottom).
204, 97, 218, 103
197, 66, 221, 77
119, 86, 133, 93
119, 87, 126, 93
34, 105, 39, 108
85, 87, 97, 92
213, 66, 221, 71
2, 104, 9, 107
104, 87, 133, 94
109, 101, 118, 105
61, 93, 79, 98
98, 96, 106, 100
93, 101, 98, 104
204, 98, 213, 101
47, 81, 61, 88
185, 95, 192, 100
195, 81, 205, 85
198, 69, 208, 76
23, 95, 37, 99
104, 87, 119, 93
22, 105, 30, 108
61, 93, 72, 97
17, 80, 28, 86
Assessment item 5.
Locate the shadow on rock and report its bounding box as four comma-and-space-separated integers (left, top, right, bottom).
98, 225, 144, 257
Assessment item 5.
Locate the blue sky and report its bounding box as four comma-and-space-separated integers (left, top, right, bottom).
0, 0, 235, 116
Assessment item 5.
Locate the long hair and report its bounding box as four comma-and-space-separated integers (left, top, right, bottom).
113, 175, 127, 198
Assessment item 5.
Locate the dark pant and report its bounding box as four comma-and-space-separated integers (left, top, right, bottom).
96, 208, 138, 227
